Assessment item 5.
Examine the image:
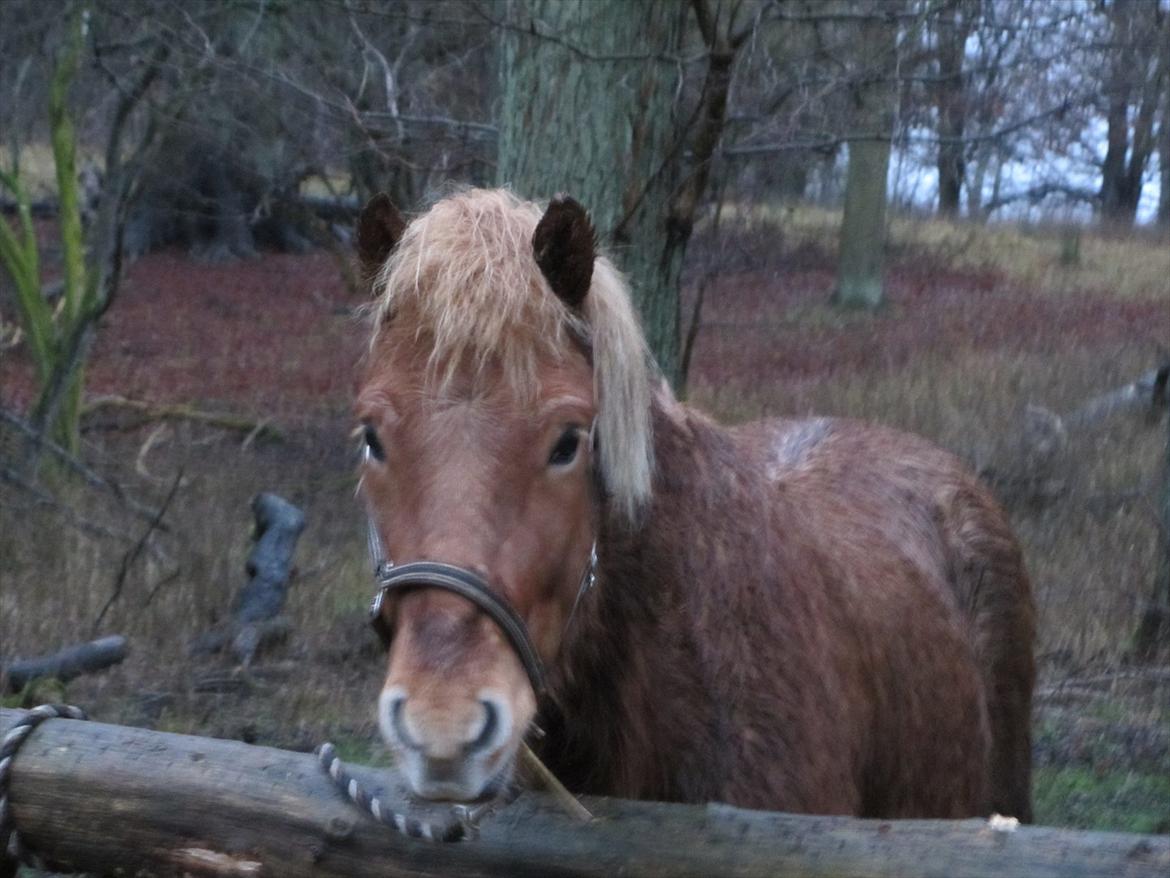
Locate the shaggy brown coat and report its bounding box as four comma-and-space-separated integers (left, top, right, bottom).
543, 402, 1034, 819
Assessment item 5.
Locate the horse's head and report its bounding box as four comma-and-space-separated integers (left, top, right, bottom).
354, 189, 653, 801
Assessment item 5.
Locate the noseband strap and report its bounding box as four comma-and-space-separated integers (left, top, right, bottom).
370, 561, 546, 697
362, 432, 599, 703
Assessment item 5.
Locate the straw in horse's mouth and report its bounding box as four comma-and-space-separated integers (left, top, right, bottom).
518, 743, 593, 823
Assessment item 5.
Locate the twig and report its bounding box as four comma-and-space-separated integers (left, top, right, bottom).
0, 406, 165, 526
141, 567, 183, 610
0, 465, 146, 546
84, 396, 283, 439
135, 422, 171, 480
241, 417, 274, 450
518, 743, 593, 824
1036, 666, 1170, 699
93, 467, 183, 633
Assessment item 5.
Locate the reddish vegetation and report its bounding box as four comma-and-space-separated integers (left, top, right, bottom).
1, 239, 1164, 417
1, 249, 362, 421
690, 260, 1168, 390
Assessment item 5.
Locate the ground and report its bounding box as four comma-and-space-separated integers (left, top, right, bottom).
1, 209, 1168, 834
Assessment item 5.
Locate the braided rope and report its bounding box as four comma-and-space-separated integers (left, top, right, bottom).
316, 742, 519, 843
0, 704, 88, 871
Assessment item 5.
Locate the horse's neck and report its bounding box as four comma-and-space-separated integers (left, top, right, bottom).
542, 398, 724, 798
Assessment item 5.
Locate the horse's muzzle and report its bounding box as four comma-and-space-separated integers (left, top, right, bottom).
378, 687, 515, 801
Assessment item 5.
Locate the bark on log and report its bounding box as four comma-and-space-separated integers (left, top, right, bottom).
982, 363, 1170, 506
1, 636, 127, 693
2, 708, 1168, 878
191, 493, 305, 664
1064, 362, 1170, 429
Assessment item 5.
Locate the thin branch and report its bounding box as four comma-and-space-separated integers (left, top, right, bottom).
359, 112, 498, 136
83, 396, 283, 439
0, 465, 144, 546
0, 407, 165, 526
979, 182, 1100, 215
93, 467, 183, 633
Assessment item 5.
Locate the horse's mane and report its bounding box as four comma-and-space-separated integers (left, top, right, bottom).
369, 188, 654, 524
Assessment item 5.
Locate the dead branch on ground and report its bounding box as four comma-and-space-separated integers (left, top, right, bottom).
83, 395, 282, 442
1, 636, 128, 694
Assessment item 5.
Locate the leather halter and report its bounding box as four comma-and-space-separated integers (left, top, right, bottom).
364, 447, 598, 700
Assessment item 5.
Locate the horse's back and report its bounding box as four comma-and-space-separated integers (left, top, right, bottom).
739, 415, 1035, 820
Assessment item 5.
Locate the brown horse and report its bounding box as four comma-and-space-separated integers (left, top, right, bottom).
354, 188, 1035, 820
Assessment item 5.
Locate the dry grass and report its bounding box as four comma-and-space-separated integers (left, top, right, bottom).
724, 202, 1170, 301
0, 421, 382, 752
1, 207, 1168, 833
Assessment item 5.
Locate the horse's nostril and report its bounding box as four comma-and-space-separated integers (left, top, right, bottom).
390, 695, 421, 751
467, 699, 499, 753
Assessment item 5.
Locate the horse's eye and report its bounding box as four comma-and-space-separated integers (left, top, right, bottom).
363, 425, 386, 462
548, 429, 581, 467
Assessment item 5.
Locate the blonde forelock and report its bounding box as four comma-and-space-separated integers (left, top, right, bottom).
368, 188, 654, 524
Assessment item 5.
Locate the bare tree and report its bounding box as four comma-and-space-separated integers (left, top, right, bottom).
1, 2, 165, 453
932, 0, 976, 216
832, 0, 902, 310
1098, 0, 1167, 224
1157, 4, 1170, 229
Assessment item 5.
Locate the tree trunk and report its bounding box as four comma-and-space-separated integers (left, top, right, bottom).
1160, 134, 1170, 228
833, 2, 899, 310
1160, 108, 1170, 227
934, 1, 972, 217
1100, 0, 1135, 222
497, 0, 687, 384
3, 707, 1169, 878
968, 141, 989, 219
1158, 12, 1170, 229
1099, 0, 1165, 225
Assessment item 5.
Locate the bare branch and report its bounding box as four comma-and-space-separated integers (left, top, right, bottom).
0, 406, 165, 526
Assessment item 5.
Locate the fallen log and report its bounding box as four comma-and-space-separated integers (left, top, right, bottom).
1, 708, 1167, 878
981, 362, 1170, 507
1, 636, 128, 694
1064, 361, 1170, 429
191, 493, 305, 665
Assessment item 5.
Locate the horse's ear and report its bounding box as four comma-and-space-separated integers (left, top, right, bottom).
356, 193, 406, 283
533, 195, 596, 309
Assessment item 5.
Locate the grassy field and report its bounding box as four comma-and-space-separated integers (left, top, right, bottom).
2, 205, 1168, 835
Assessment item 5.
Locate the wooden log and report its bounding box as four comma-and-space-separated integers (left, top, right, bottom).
1, 636, 128, 693
191, 493, 305, 664
1064, 362, 1170, 430
2, 708, 1168, 878
983, 363, 1170, 506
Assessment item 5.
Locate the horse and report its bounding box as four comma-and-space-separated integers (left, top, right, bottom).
353, 187, 1035, 821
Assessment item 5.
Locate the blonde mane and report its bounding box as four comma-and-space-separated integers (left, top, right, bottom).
369, 188, 654, 523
